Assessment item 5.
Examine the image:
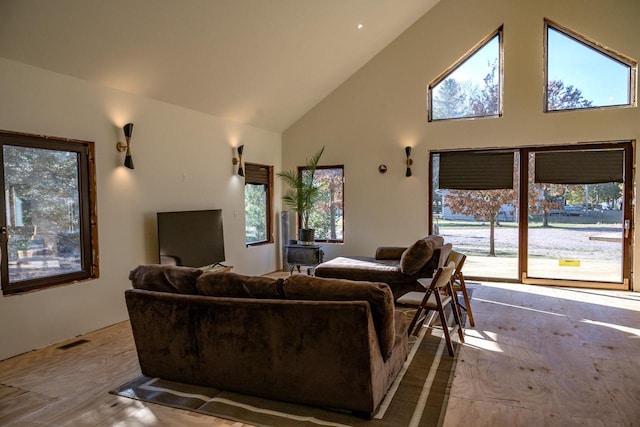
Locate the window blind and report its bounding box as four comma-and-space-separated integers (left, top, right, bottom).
534, 150, 623, 184
244, 163, 270, 185
439, 151, 514, 190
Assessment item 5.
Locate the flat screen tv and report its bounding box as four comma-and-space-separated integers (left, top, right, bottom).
157, 209, 226, 268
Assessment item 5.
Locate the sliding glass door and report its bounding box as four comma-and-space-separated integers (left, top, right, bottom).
430, 141, 633, 289
431, 150, 519, 281
522, 143, 631, 288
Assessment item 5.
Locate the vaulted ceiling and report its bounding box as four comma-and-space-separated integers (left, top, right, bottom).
0, 0, 439, 132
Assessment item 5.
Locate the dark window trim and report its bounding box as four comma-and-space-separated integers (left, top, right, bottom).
0, 130, 98, 295
244, 162, 274, 247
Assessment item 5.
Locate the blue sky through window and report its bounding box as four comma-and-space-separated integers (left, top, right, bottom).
430, 33, 500, 120
547, 27, 631, 107
448, 36, 499, 85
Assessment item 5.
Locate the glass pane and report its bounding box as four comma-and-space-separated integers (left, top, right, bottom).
527, 152, 624, 282
431, 34, 500, 120
432, 153, 518, 280
309, 168, 344, 241
547, 26, 631, 110
245, 183, 267, 244
3, 146, 82, 283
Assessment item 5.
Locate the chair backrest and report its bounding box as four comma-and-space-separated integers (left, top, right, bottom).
447, 250, 466, 277
431, 261, 456, 289
437, 243, 453, 268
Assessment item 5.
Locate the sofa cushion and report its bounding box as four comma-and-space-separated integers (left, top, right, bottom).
282, 274, 395, 359
197, 272, 284, 299
375, 246, 407, 260
129, 264, 203, 294
399, 236, 444, 275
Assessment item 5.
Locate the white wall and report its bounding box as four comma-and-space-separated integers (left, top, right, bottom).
283, 0, 640, 288
0, 58, 282, 360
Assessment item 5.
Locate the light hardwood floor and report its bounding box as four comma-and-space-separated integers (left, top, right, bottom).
1, 282, 639, 426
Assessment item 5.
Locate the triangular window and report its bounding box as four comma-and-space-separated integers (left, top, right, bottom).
428, 27, 503, 122
545, 19, 637, 111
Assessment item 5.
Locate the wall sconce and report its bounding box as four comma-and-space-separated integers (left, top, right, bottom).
405, 146, 413, 177
232, 145, 244, 176
115, 123, 134, 169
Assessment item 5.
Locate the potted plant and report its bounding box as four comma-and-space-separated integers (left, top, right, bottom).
277, 146, 325, 245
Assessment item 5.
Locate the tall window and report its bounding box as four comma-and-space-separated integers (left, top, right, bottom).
0, 131, 98, 295
428, 27, 503, 121
244, 162, 273, 245
545, 19, 637, 112
300, 165, 344, 243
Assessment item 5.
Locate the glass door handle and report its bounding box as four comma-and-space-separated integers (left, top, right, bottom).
624, 220, 631, 238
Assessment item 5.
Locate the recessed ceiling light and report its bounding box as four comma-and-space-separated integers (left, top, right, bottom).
357, 23, 364, 30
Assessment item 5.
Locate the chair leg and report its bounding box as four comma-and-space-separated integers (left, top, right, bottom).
450, 295, 465, 344
458, 274, 475, 327
408, 306, 432, 337
434, 293, 455, 356
406, 306, 423, 336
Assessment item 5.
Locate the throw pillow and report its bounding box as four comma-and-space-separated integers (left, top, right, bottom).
129, 264, 203, 294
400, 239, 433, 275
196, 272, 284, 299
282, 274, 395, 360
423, 235, 445, 247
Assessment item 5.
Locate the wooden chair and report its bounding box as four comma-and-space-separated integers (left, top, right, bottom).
447, 250, 475, 327
397, 262, 464, 356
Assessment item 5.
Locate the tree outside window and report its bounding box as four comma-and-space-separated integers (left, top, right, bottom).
301, 166, 344, 243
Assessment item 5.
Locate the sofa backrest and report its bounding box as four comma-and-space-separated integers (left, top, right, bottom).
197, 272, 284, 299
282, 274, 396, 360
127, 267, 397, 360
129, 264, 203, 294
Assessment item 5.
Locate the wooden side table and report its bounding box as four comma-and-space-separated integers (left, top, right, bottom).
285, 244, 323, 274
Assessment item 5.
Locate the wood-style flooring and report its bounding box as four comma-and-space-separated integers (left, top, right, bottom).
1, 281, 639, 426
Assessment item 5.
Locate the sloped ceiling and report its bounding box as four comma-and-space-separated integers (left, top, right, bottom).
0, 0, 439, 133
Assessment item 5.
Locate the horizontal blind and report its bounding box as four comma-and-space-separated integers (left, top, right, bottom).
244, 163, 271, 185
534, 150, 623, 184
439, 151, 514, 190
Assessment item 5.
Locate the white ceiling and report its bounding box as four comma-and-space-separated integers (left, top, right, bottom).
0, 0, 439, 133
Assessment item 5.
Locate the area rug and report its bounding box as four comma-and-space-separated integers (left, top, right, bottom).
111, 308, 467, 427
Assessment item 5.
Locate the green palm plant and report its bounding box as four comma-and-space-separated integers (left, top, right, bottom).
277, 146, 325, 232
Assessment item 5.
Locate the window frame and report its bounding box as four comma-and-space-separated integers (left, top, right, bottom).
244, 162, 274, 247
427, 26, 504, 122
544, 18, 638, 113
297, 164, 344, 244
0, 130, 98, 295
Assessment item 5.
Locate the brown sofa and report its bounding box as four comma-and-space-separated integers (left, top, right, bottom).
125, 265, 409, 417
315, 236, 451, 299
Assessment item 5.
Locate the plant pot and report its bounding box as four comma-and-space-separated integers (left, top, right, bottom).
298, 229, 315, 245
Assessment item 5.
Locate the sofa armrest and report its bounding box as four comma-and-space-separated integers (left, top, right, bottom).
375, 246, 407, 260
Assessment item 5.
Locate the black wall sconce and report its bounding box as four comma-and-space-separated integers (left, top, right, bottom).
405, 146, 413, 177
115, 123, 134, 169
232, 144, 244, 176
